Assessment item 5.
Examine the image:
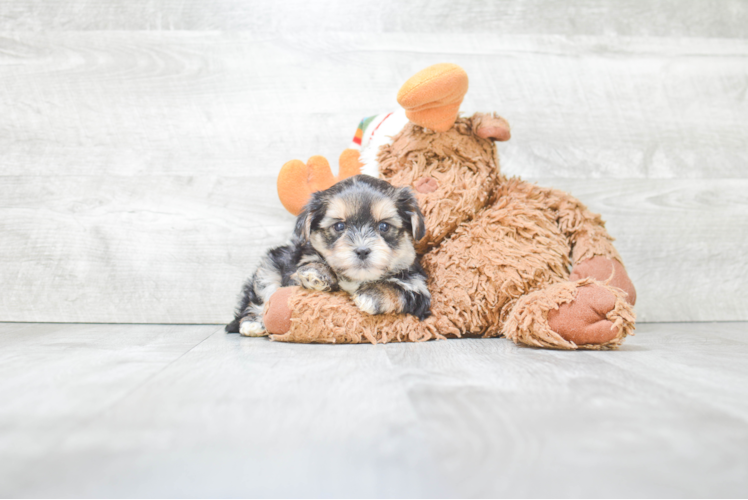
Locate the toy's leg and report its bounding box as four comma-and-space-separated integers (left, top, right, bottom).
502, 278, 635, 350
264, 286, 440, 344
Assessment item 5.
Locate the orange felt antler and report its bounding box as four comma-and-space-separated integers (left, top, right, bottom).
277, 149, 364, 216
397, 63, 468, 132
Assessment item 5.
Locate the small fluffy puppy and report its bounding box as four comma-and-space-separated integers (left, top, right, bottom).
226, 175, 431, 336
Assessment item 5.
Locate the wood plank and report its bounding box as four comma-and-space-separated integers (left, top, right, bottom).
1, 322, 746, 497
0, 323, 217, 494
0, 32, 745, 179
0, 174, 295, 323
0, 0, 746, 36
596, 322, 748, 423
383, 325, 748, 497
0, 325, 445, 497
1, 177, 746, 323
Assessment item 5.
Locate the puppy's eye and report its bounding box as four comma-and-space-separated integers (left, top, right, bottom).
333, 222, 345, 232
378, 222, 391, 233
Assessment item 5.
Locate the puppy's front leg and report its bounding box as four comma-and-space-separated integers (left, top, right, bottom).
353, 280, 431, 320
295, 262, 339, 292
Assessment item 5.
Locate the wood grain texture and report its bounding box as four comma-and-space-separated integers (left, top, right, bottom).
1, 176, 746, 323
0, 323, 216, 493
1, 0, 746, 36
1, 322, 746, 497
0, 174, 295, 323
386, 322, 748, 497
0, 323, 444, 498
1, 12, 747, 324
0, 33, 745, 179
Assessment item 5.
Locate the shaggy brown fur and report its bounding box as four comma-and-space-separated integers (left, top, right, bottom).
269, 114, 636, 349
379, 117, 500, 252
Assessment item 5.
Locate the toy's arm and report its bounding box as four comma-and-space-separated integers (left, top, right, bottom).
547, 187, 621, 263
537, 184, 636, 305
497, 181, 636, 349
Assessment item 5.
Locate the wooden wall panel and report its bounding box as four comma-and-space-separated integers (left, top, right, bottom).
1, 33, 746, 179
1, 0, 746, 37
1, 175, 746, 323
0, 175, 293, 323
1, 4, 746, 324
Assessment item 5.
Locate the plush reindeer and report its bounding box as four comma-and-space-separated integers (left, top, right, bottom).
261, 64, 636, 350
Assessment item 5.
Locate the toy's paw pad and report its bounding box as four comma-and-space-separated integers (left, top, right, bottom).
239, 318, 268, 337
570, 257, 636, 305
296, 264, 337, 292
547, 284, 619, 345
264, 286, 297, 335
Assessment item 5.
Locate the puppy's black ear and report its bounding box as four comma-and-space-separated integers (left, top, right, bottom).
396, 187, 426, 242
293, 193, 325, 242
293, 207, 311, 242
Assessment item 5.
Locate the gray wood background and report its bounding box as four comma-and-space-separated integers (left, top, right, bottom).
1, 0, 747, 324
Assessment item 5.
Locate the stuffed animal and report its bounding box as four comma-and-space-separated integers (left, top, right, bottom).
264, 63, 636, 350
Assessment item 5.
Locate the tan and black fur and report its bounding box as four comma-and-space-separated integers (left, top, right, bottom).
227, 175, 430, 336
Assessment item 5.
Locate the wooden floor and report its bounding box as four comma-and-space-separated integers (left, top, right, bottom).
1, 322, 747, 498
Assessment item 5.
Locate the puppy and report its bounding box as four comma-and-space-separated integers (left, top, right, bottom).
226, 175, 431, 336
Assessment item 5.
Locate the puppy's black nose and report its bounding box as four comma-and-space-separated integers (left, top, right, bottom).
355, 247, 371, 260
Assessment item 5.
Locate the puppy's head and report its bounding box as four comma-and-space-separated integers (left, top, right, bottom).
294, 175, 425, 283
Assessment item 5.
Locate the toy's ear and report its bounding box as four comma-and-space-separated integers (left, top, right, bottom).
397, 63, 468, 132
396, 187, 426, 242
474, 113, 511, 142
277, 156, 335, 216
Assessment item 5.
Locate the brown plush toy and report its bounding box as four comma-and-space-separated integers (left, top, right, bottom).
265, 63, 636, 350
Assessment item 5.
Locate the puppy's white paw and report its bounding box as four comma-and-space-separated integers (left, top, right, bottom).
239, 320, 267, 337
297, 266, 335, 292
354, 291, 381, 315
